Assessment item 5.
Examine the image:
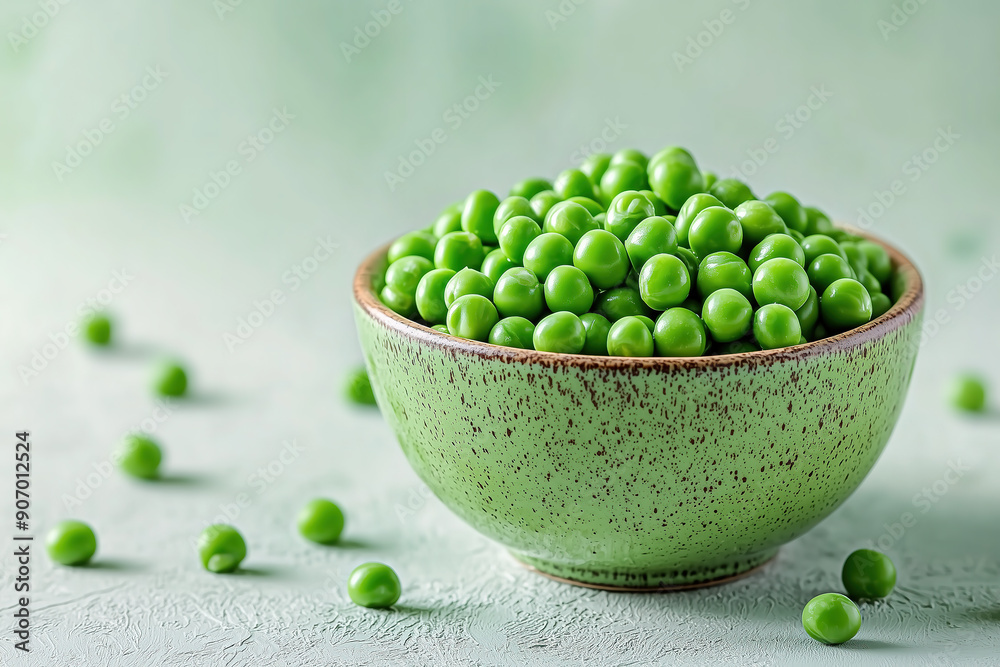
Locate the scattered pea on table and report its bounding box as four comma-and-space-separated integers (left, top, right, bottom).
82, 313, 112, 346
948, 373, 987, 412
46, 520, 97, 566
842, 549, 896, 600
801, 593, 862, 645
198, 524, 247, 573
153, 361, 188, 398
345, 367, 377, 405
298, 499, 345, 545
115, 434, 163, 479
348, 562, 402, 609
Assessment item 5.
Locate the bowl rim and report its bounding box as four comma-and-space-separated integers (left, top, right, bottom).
354, 225, 924, 369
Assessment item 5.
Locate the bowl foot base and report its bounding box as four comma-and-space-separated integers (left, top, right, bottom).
510, 548, 777, 592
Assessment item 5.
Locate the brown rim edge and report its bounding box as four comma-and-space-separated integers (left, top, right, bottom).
353, 225, 924, 369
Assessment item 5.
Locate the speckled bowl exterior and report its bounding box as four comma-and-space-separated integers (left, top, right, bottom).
353, 232, 924, 589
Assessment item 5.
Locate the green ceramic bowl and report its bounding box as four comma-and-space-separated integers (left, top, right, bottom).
353, 230, 924, 590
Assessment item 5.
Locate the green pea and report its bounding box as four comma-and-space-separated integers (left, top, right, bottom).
801, 593, 861, 645
801, 234, 847, 266
580, 153, 612, 185
580, 312, 612, 355
649, 145, 695, 165
153, 361, 188, 397
749, 233, 806, 272
446, 294, 498, 341
653, 308, 707, 357
811, 322, 829, 342
544, 201, 599, 245
764, 191, 808, 233
702, 170, 718, 189
348, 562, 401, 609
198, 524, 246, 573
794, 287, 820, 338
497, 215, 542, 265
533, 311, 586, 353
115, 434, 162, 479
510, 177, 553, 200
83, 313, 112, 345
709, 178, 755, 209
493, 267, 544, 320
840, 242, 870, 278
647, 151, 705, 210
566, 195, 605, 216
857, 240, 892, 283
821, 279, 872, 331
493, 196, 538, 237
688, 207, 743, 260
625, 216, 679, 273
530, 190, 563, 220
599, 161, 648, 205
638, 190, 668, 216
858, 269, 882, 296
948, 374, 987, 412
46, 520, 97, 566
489, 316, 535, 349
554, 168, 596, 200
388, 231, 436, 264
461, 189, 500, 243
702, 288, 752, 343
789, 229, 806, 244
386, 255, 433, 296
544, 265, 594, 315
298, 499, 345, 545
431, 324, 450, 334
809, 254, 856, 294
432, 208, 463, 238
638, 253, 692, 311
523, 232, 574, 280
434, 231, 485, 272
380, 285, 415, 317
870, 291, 892, 319
604, 190, 656, 242
573, 229, 630, 289
674, 193, 724, 246
481, 249, 517, 285
734, 200, 787, 249
697, 252, 752, 300
594, 286, 652, 322
804, 206, 835, 235
345, 367, 377, 405
607, 316, 654, 357
674, 247, 700, 280
611, 148, 648, 169
415, 268, 456, 323
753, 257, 810, 310
444, 268, 494, 308
842, 549, 896, 600
829, 229, 861, 244
752, 303, 801, 350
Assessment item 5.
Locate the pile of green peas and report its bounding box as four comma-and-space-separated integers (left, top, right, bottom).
378, 146, 900, 356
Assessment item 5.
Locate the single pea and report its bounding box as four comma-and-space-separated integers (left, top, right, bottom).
380, 285, 415, 317
386, 255, 434, 304
388, 231, 436, 264
794, 286, 820, 337
653, 308, 707, 357
697, 252, 752, 300
870, 291, 892, 319
462, 189, 501, 244
544, 201, 599, 245
481, 249, 517, 285
573, 229, 630, 290
431, 324, 450, 334
580, 312, 612, 355
649, 145, 695, 165
639, 253, 692, 310
444, 268, 494, 308
804, 206, 835, 235
809, 254, 856, 294
604, 190, 657, 242
115, 434, 162, 479
544, 265, 595, 315
493, 267, 544, 320
446, 294, 499, 342
432, 208, 463, 238
647, 151, 705, 210
580, 153, 612, 185
709, 178, 755, 209
529, 190, 563, 220
821, 279, 873, 331
842, 549, 896, 600
753, 304, 802, 350
83, 313, 112, 345
702, 288, 753, 343
510, 177, 553, 200
46, 520, 97, 566
764, 191, 808, 233
434, 231, 485, 272
493, 196, 538, 237
749, 233, 806, 272
801, 234, 846, 266
857, 240, 892, 283
625, 216, 679, 273
789, 229, 806, 244
639, 190, 668, 216
566, 195, 605, 216
522, 232, 574, 281
610, 147, 648, 169
674, 247, 700, 280
298, 498, 345, 545
674, 193, 724, 246
345, 366, 377, 405
734, 200, 787, 249
607, 316, 654, 357
153, 361, 188, 397
348, 562, 401, 609
753, 257, 811, 310
198, 524, 247, 573
635, 315, 655, 333
594, 286, 653, 322
702, 170, 718, 189
554, 168, 596, 200
857, 269, 882, 297
688, 207, 744, 260
948, 374, 987, 412
599, 161, 648, 205
840, 242, 870, 278
489, 316, 535, 349
415, 268, 456, 323
533, 311, 586, 353
801, 593, 862, 645
497, 216, 542, 264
